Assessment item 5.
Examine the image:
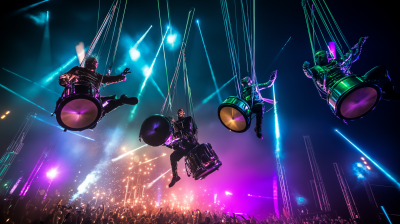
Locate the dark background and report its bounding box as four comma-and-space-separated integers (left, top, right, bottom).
0, 0, 399, 221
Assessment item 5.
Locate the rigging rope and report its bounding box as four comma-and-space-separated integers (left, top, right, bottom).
160, 9, 195, 116
157, 0, 172, 114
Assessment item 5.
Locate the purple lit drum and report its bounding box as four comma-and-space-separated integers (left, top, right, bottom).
327, 75, 381, 120
218, 96, 251, 133
184, 143, 222, 180
55, 82, 102, 131
139, 114, 175, 147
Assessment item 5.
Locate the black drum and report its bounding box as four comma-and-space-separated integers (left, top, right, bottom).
139, 114, 175, 147
218, 96, 252, 133
327, 75, 381, 120
184, 143, 222, 180
55, 82, 102, 131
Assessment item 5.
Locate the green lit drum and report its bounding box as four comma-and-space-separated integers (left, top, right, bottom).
327, 75, 381, 120
217, 96, 252, 132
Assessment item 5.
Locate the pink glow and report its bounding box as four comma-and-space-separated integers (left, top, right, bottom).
328, 42, 336, 59
47, 169, 58, 179
273, 172, 279, 218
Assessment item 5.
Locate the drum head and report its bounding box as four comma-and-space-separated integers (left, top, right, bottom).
140, 114, 172, 147
218, 106, 248, 132
56, 95, 101, 131
339, 86, 379, 119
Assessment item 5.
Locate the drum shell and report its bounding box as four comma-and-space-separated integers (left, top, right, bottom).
185, 143, 222, 180
327, 75, 381, 120
139, 114, 174, 147
218, 96, 252, 133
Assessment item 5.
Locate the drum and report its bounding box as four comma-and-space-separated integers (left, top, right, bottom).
55, 82, 102, 131
218, 96, 252, 133
139, 114, 175, 147
184, 143, 222, 180
327, 75, 381, 120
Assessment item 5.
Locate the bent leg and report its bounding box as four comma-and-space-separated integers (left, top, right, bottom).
363, 66, 400, 101
170, 150, 187, 177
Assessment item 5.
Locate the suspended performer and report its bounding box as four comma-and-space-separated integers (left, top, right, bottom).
241, 70, 277, 139
303, 37, 400, 102
58, 56, 138, 129
164, 109, 199, 188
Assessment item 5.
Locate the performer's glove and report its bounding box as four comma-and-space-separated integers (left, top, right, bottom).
358, 36, 368, 46
302, 61, 310, 69
121, 68, 131, 76
269, 70, 277, 82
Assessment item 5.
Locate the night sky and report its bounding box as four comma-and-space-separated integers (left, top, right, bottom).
1, 0, 399, 220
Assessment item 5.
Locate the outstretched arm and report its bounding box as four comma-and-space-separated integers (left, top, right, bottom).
258, 70, 277, 90
302, 61, 316, 79
100, 68, 131, 85
341, 37, 368, 65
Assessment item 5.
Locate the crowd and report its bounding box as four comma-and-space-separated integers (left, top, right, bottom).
0, 196, 362, 224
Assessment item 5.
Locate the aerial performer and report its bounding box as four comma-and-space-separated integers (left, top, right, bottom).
240, 71, 277, 139
301, 0, 399, 121
302, 37, 400, 121
139, 7, 221, 188
55, 56, 138, 131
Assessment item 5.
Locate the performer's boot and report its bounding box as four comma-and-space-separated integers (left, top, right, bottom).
101, 95, 117, 102
168, 167, 181, 188
119, 94, 139, 105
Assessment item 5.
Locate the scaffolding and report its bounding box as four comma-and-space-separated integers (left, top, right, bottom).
333, 163, 360, 219
0, 113, 36, 182
303, 135, 331, 211
276, 155, 293, 217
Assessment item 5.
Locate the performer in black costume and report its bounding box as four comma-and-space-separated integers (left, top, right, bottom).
164, 109, 199, 188
58, 56, 139, 128
241, 70, 277, 139
303, 37, 400, 101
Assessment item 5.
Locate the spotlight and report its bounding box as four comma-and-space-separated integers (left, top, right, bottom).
361, 157, 365, 160
197, 20, 199, 23
167, 34, 177, 45
47, 169, 57, 179
363, 161, 367, 165
1, 115, 5, 119
129, 48, 140, 61
6, 111, 10, 115
225, 191, 232, 196
367, 166, 371, 170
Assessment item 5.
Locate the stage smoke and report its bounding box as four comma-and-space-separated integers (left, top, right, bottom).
71, 127, 123, 201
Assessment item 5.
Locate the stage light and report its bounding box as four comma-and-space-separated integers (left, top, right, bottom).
167, 34, 177, 45
147, 168, 172, 188
361, 157, 365, 160
366, 166, 371, 170
47, 169, 57, 179
5, 111, 10, 115
336, 129, 400, 188
363, 161, 367, 164
129, 48, 140, 61
1, 115, 5, 119
225, 191, 232, 196
197, 21, 222, 103
195, 76, 236, 111
43, 55, 78, 84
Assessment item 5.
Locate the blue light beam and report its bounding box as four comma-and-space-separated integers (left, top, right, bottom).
42, 56, 78, 84
2, 68, 59, 95
335, 129, 400, 189
129, 27, 169, 120
197, 21, 222, 103
194, 76, 236, 111
381, 206, 392, 224
34, 116, 95, 141
272, 84, 280, 156
130, 25, 153, 61
0, 83, 52, 114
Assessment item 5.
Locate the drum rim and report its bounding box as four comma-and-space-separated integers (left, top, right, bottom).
218, 97, 251, 133
140, 114, 172, 147
331, 81, 381, 120
55, 94, 102, 131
